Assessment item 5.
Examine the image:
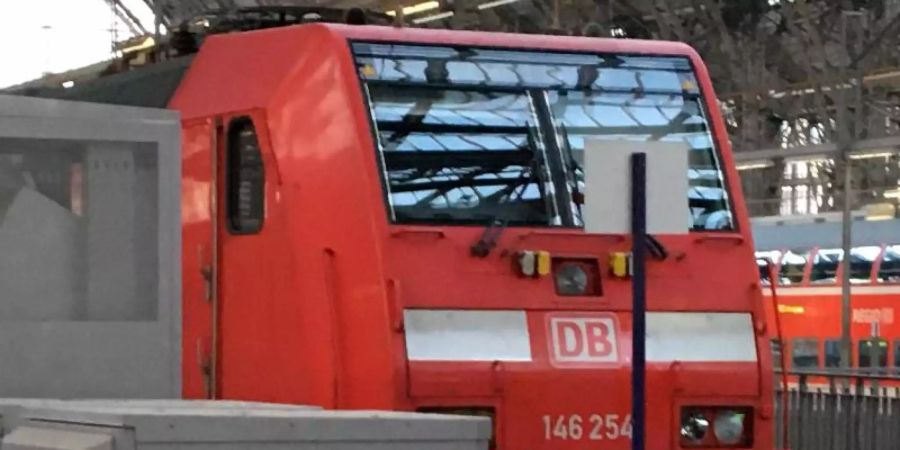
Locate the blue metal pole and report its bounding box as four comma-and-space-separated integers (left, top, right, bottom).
631, 152, 647, 450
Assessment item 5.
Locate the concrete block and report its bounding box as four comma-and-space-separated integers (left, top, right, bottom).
0, 400, 490, 450
3, 427, 113, 450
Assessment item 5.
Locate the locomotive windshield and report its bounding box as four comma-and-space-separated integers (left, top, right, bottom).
353, 42, 733, 231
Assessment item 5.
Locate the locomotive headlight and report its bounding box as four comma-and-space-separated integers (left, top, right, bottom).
680, 406, 752, 447
713, 410, 746, 446
679, 411, 710, 445
554, 262, 588, 296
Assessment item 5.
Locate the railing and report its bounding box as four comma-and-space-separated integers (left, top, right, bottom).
775, 369, 900, 450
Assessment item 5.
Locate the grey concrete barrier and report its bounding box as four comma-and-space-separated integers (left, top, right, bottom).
0, 400, 491, 450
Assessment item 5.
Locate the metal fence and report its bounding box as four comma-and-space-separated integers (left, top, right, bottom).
775, 370, 900, 450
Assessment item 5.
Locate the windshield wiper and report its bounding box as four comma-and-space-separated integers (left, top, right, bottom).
470, 218, 507, 258
645, 234, 668, 261
469, 166, 538, 258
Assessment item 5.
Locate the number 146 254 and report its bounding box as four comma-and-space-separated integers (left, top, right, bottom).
541, 414, 633, 441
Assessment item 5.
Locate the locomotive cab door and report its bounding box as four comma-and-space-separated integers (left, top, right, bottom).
212, 113, 271, 399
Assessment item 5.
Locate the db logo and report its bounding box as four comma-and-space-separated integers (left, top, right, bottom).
547, 314, 620, 366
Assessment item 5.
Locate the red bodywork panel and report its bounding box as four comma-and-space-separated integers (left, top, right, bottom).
170, 23, 773, 449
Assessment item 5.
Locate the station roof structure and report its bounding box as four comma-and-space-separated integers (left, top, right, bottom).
12, 0, 900, 217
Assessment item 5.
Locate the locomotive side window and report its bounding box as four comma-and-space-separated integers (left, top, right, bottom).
878, 245, 900, 283
226, 118, 265, 234
824, 339, 842, 368
809, 248, 841, 284
858, 339, 888, 370
778, 250, 808, 285
791, 338, 819, 369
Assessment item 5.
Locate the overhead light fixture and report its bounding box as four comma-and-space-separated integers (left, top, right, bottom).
386, 1, 440, 16
118, 36, 156, 54
477, 0, 520, 10
849, 151, 897, 160
736, 161, 774, 171
412, 10, 454, 23
784, 156, 829, 164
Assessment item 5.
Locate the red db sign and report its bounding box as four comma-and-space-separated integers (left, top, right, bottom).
548, 315, 620, 366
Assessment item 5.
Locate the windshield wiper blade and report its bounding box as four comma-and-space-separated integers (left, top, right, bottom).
645, 234, 668, 261
470, 218, 507, 258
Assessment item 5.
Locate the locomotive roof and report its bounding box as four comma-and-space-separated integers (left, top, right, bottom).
324, 23, 698, 56
8, 56, 194, 109
10, 23, 702, 112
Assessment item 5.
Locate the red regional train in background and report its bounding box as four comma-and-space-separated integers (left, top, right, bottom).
754, 216, 900, 374
19, 9, 774, 449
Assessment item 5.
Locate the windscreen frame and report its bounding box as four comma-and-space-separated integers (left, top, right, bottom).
349, 39, 737, 232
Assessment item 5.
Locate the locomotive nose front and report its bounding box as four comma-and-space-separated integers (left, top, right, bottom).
403, 308, 766, 449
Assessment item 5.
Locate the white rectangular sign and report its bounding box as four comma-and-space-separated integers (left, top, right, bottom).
404, 310, 532, 361
582, 139, 690, 234
646, 312, 757, 362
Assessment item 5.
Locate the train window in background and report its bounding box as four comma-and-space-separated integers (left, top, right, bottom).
226, 117, 265, 234
858, 339, 888, 369
779, 250, 808, 285
878, 245, 900, 283
824, 339, 843, 368
755, 250, 781, 285
771, 339, 783, 369
894, 340, 900, 368
791, 338, 819, 369
849, 246, 880, 283
809, 248, 841, 284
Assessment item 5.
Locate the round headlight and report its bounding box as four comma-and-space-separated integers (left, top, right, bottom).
680, 412, 709, 444
555, 262, 588, 296
713, 410, 745, 445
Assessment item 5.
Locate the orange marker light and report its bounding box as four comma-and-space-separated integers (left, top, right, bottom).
517, 250, 551, 277
536, 251, 551, 276
609, 252, 631, 278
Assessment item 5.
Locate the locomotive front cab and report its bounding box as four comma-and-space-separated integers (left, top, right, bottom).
169, 23, 774, 450
351, 35, 773, 449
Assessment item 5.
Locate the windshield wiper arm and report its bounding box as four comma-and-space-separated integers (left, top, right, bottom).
471, 218, 507, 258
645, 234, 668, 261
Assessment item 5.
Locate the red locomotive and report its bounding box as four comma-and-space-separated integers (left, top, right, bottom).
24, 16, 775, 449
